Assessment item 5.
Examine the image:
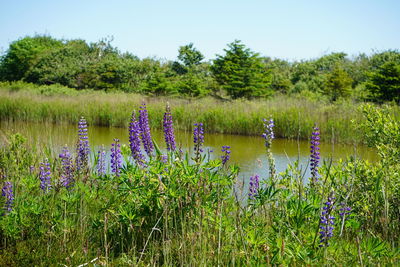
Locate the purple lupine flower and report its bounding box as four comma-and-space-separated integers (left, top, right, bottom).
129, 111, 145, 165
310, 124, 321, 183
262, 118, 276, 181
163, 104, 176, 151
160, 155, 168, 164
76, 117, 90, 171
59, 146, 74, 188
319, 193, 335, 247
97, 145, 106, 176
248, 174, 260, 199
339, 202, 352, 220
2, 181, 14, 213
139, 102, 154, 156
221, 145, 231, 165
193, 123, 204, 162
111, 138, 122, 177
39, 158, 52, 192
262, 118, 275, 148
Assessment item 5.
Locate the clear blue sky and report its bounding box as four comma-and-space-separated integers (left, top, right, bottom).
0, 0, 399, 61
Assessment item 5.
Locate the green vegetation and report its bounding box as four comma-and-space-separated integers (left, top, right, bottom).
0, 105, 399, 265
0, 35, 399, 102
3, 81, 399, 144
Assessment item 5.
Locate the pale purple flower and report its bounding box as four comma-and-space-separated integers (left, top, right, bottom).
76, 117, 89, 170
129, 111, 145, 165
339, 202, 352, 220
262, 118, 274, 148
111, 138, 122, 177
59, 146, 74, 188
163, 104, 176, 151
248, 174, 260, 199
310, 124, 321, 183
161, 155, 168, 164
39, 158, 52, 192
2, 181, 14, 213
193, 122, 204, 161
97, 145, 106, 176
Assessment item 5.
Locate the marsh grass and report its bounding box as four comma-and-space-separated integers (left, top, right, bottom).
3, 82, 397, 144
0, 104, 399, 265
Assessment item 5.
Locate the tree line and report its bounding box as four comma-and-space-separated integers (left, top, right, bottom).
0, 35, 399, 102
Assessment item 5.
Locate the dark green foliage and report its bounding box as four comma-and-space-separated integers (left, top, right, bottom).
0, 35, 399, 102
365, 61, 400, 103
177, 43, 204, 67
263, 57, 293, 93
211, 40, 272, 99
25, 40, 93, 88
324, 64, 353, 101
0, 35, 63, 81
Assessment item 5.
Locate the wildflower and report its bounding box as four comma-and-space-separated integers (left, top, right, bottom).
59, 146, 74, 188
262, 117, 276, 180
39, 158, 52, 192
319, 193, 335, 247
2, 181, 14, 213
339, 202, 352, 220
111, 138, 122, 177
163, 104, 176, 151
139, 102, 154, 156
76, 117, 89, 170
248, 174, 260, 199
193, 122, 204, 161
262, 118, 275, 148
129, 111, 145, 165
160, 154, 168, 164
221, 145, 231, 165
97, 145, 106, 176
310, 124, 321, 183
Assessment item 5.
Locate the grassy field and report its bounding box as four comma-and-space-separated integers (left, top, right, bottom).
3, 82, 399, 144
0, 104, 399, 266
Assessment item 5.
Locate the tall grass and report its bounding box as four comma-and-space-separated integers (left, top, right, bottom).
1, 82, 399, 143
0, 104, 399, 265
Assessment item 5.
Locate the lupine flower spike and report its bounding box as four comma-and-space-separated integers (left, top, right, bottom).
97, 145, 106, 176
129, 111, 145, 166
2, 181, 14, 214
111, 138, 122, 177
139, 102, 154, 156
76, 117, 89, 171
319, 193, 335, 247
262, 118, 276, 181
59, 146, 74, 188
339, 202, 352, 221
248, 174, 260, 200
163, 103, 176, 151
221, 145, 231, 165
39, 158, 52, 192
310, 124, 321, 183
193, 123, 204, 162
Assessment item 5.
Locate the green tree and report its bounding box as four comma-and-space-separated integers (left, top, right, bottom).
0, 35, 63, 81
263, 57, 293, 93
365, 61, 400, 103
211, 40, 272, 99
177, 43, 204, 67
324, 64, 353, 101
25, 39, 93, 88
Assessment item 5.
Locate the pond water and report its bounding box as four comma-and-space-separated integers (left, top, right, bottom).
0, 120, 377, 183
